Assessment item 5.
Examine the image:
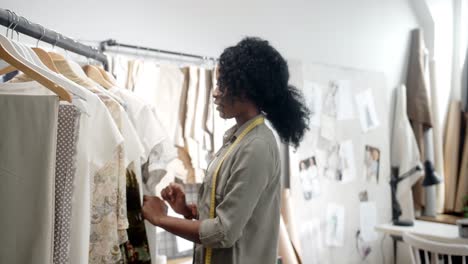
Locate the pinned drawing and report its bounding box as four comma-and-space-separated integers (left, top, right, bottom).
364, 145, 381, 183
325, 203, 345, 247
333, 80, 355, 120
322, 82, 338, 117
321, 142, 341, 181
355, 89, 380, 132
300, 218, 324, 264
338, 140, 356, 183
298, 156, 321, 200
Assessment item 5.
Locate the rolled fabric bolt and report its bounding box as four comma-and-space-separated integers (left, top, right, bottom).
423, 128, 437, 217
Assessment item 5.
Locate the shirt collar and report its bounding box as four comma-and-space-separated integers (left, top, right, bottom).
222, 114, 264, 145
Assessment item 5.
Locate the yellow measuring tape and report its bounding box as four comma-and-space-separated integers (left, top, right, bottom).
204, 116, 265, 264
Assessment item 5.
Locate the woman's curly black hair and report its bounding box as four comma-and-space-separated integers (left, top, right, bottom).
218, 37, 310, 148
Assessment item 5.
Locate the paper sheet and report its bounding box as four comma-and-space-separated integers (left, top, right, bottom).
325, 203, 345, 247
355, 89, 380, 132
359, 202, 378, 242
338, 140, 356, 183
334, 80, 355, 120
300, 218, 323, 264
322, 143, 340, 180
364, 145, 381, 183
304, 81, 323, 127
298, 156, 321, 200
320, 115, 336, 141
323, 82, 338, 117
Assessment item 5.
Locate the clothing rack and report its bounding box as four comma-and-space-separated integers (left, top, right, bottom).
99, 39, 218, 66
0, 8, 108, 69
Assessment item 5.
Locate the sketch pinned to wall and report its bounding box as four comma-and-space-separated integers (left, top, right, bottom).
304, 81, 323, 127
325, 203, 345, 247
300, 218, 324, 264
364, 145, 381, 183
338, 140, 356, 183
333, 80, 355, 120
355, 89, 380, 132
320, 141, 341, 181
298, 156, 321, 200
322, 82, 338, 117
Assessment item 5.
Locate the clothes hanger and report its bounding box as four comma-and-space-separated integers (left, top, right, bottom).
0, 12, 71, 101
97, 66, 117, 86
31, 26, 59, 73
0, 23, 94, 109
0, 38, 71, 102
49, 49, 96, 89
0, 11, 22, 75
82, 64, 113, 89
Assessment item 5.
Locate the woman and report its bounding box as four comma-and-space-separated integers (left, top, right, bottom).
142, 37, 309, 264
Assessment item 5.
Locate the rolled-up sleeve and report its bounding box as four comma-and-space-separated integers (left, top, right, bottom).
199, 137, 272, 248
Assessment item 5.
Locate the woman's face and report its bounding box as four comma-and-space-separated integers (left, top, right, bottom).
213, 86, 247, 119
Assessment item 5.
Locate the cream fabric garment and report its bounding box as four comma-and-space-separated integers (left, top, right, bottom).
151, 65, 185, 143
110, 86, 172, 264
0, 94, 58, 264
89, 93, 128, 263
391, 85, 423, 221
0, 81, 123, 264
111, 55, 132, 89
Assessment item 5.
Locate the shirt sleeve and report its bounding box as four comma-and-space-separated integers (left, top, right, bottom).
89, 96, 124, 172
199, 137, 273, 248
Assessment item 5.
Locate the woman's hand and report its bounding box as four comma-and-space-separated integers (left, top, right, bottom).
142, 195, 168, 226
161, 183, 194, 218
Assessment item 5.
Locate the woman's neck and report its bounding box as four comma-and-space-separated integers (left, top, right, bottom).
235, 109, 260, 127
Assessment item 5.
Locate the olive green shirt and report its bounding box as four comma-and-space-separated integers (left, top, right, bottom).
194, 115, 281, 264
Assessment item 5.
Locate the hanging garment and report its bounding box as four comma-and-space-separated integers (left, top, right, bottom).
391, 85, 423, 221
151, 65, 185, 143
184, 67, 200, 183
0, 79, 123, 264
89, 94, 129, 263
0, 94, 59, 264
203, 69, 215, 154
193, 69, 215, 177
110, 86, 166, 160
54, 104, 81, 264
121, 169, 152, 264
111, 55, 132, 90
406, 28, 433, 212
110, 85, 173, 264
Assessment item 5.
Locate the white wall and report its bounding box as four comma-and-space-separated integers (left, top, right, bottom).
2, 1, 421, 263
3, 0, 419, 93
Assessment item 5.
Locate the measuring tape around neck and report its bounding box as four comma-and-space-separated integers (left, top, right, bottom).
204, 116, 265, 264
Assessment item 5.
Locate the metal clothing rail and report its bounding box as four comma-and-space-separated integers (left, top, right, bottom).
0, 8, 108, 69
99, 39, 218, 62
